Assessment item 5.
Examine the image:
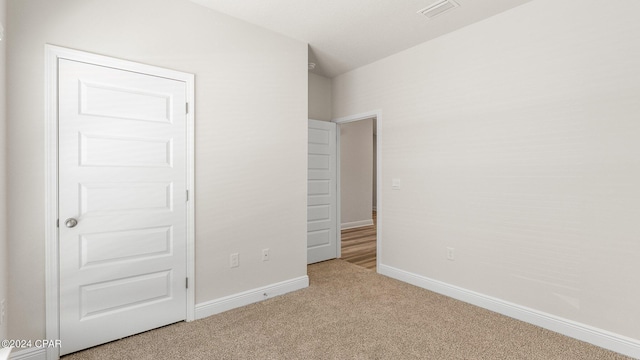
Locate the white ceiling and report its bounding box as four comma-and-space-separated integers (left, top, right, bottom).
189, 0, 534, 78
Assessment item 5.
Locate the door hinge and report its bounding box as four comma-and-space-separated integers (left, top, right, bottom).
186, 190, 189, 202
186, 103, 189, 114
56, 219, 59, 228
186, 278, 189, 289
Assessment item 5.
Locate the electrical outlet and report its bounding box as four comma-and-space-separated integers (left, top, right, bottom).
262, 248, 270, 262
1, 299, 5, 326
230, 253, 239, 268
446, 247, 455, 261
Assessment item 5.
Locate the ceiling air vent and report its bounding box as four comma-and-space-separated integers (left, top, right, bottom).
417, 0, 460, 19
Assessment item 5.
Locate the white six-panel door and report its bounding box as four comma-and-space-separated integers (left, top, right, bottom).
58, 59, 188, 355
307, 120, 338, 264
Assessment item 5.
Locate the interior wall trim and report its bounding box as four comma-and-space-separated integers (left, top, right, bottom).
195, 276, 309, 320
378, 263, 640, 359
341, 219, 374, 230
9, 347, 46, 360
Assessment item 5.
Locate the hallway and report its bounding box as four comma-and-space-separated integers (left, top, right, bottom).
340, 211, 376, 270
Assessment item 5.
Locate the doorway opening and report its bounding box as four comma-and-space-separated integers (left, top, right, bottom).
336, 113, 379, 271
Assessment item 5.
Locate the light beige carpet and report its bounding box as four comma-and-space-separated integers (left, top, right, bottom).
63, 260, 632, 359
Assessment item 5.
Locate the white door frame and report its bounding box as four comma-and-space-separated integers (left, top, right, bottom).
333, 110, 382, 271
44, 45, 196, 360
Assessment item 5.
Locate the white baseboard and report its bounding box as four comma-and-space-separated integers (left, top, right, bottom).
9, 347, 46, 360
341, 219, 374, 230
0, 347, 12, 360
378, 264, 640, 359
195, 276, 309, 320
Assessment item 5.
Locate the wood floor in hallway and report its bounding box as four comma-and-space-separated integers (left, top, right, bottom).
340, 212, 377, 270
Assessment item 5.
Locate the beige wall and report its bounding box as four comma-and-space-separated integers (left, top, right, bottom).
308, 72, 332, 121
7, 0, 307, 341
340, 119, 373, 227
333, 0, 640, 341
0, 0, 7, 342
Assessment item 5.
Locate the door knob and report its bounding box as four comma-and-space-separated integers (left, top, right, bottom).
65, 218, 78, 228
